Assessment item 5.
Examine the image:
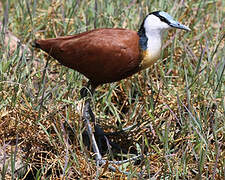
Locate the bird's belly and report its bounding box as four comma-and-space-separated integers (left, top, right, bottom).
77, 58, 140, 85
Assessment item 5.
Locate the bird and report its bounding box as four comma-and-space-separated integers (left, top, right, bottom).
33, 11, 190, 162
33, 11, 190, 96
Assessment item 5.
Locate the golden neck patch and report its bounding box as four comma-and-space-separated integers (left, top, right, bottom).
139, 49, 161, 70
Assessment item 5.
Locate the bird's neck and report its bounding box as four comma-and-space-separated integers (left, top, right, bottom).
138, 28, 163, 70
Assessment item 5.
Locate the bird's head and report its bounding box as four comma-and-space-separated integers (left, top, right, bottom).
138, 11, 190, 68
141, 11, 191, 33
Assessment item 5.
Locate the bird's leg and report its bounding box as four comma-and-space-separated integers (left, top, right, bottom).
80, 86, 89, 99
80, 83, 102, 164
81, 92, 146, 175
80, 82, 96, 122
80, 81, 91, 99
84, 98, 95, 123
81, 83, 126, 155
83, 99, 102, 163
80, 81, 96, 99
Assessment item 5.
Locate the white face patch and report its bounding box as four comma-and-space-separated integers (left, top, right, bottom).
144, 14, 171, 33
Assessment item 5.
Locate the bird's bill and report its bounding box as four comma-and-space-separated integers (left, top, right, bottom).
170, 20, 191, 31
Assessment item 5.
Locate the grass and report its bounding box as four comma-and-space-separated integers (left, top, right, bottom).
0, 0, 224, 179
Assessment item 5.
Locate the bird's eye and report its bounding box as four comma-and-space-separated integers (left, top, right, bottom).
159, 16, 170, 24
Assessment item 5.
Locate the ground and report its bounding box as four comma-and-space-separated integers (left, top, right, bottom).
0, 0, 224, 179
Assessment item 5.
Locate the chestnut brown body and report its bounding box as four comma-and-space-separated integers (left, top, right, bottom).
34, 28, 142, 87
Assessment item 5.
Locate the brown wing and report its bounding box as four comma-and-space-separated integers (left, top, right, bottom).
35, 28, 141, 85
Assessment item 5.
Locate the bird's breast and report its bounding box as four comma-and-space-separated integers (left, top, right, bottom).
139, 49, 161, 70
138, 30, 163, 70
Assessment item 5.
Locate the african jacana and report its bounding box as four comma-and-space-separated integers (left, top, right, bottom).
33, 11, 190, 94
33, 11, 190, 163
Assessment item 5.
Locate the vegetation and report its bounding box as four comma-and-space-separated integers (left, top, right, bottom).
0, 0, 224, 179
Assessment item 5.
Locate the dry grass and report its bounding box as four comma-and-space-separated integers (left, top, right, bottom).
0, 0, 224, 179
